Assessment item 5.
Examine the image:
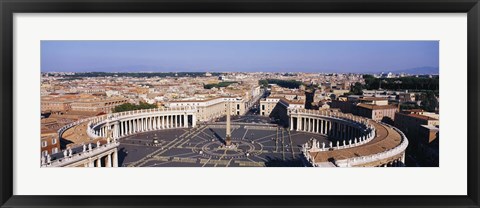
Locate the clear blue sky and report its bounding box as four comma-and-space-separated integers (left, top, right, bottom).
41, 40, 439, 73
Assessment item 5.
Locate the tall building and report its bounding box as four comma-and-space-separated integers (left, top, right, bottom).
330, 97, 398, 122
395, 109, 439, 166
167, 97, 246, 122
40, 130, 60, 156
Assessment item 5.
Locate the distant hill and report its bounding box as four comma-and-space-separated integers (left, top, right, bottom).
391, 66, 439, 75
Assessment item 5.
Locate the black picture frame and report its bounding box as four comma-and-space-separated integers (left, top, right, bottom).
1, 0, 479, 207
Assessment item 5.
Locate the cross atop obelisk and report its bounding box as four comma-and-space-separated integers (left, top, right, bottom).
225, 101, 232, 146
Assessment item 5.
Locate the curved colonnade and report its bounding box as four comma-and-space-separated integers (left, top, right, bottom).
87, 107, 197, 140
41, 107, 197, 167
289, 109, 408, 167
44, 107, 407, 167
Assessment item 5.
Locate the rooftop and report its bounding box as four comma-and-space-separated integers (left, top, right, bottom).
357, 103, 397, 110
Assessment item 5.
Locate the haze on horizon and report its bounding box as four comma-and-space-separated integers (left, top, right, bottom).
41, 40, 439, 73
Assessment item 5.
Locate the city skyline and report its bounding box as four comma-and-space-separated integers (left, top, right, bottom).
41, 40, 439, 73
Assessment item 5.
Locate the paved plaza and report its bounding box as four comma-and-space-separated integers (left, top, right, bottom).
118, 116, 328, 167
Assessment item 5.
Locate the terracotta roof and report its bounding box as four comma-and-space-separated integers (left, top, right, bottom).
309, 122, 402, 164
171, 97, 237, 103
41, 118, 57, 124
405, 113, 437, 121
64, 111, 103, 116
357, 103, 397, 110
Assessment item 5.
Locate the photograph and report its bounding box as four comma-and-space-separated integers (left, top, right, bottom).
40, 40, 439, 168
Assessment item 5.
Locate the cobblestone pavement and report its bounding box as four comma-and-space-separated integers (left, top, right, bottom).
118, 116, 328, 167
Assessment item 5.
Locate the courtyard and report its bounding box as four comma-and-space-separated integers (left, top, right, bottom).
118, 116, 329, 167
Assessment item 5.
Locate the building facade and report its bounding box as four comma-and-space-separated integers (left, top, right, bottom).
167, 97, 247, 122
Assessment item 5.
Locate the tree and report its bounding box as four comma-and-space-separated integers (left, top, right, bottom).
258, 80, 269, 88
420, 91, 439, 112
258, 79, 304, 89
350, 82, 364, 95
113, 102, 157, 113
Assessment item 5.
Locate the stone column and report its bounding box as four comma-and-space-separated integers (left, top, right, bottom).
174, 115, 177, 128
328, 121, 332, 135
312, 118, 315, 132
192, 114, 196, 128
307, 117, 311, 132
134, 119, 137, 132
158, 116, 165, 129
146, 117, 149, 131
88, 159, 94, 167
309, 118, 313, 132
225, 102, 232, 146
138, 118, 141, 132
319, 120, 322, 134
113, 150, 118, 167
296, 116, 301, 131
152, 116, 158, 130
153, 117, 157, 130
150, 117, 153, 130
130, 120, 133, 134
166, 116, 169, 128
152, 117, 155, 130
139, 118, 142, 132
159, 116, 162, 129
106, 153, 112, 167
184, 114, 188, 128
132, 120, 135, 133
290, 116, 294, 131
304, 117, 308, 132
306, 118, 310, 132
121, 121, 124, 136
146, 118, 150, 131
96, 158, 102, 167
125, 121, 128, 135
177, 115, 180, 128
158, 116, 161, 129
113, 123, 117, 138
162, 116, 165, 129
143, 118, 146, 131
321, 120, 325, 134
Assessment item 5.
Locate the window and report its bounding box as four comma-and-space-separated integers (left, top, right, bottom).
52, 138, 57, 144
42, 150, 48, 156
41, 141, 47, 147
52, 147, 58, 154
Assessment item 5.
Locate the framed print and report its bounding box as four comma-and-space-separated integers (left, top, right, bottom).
1, 0, 479, 207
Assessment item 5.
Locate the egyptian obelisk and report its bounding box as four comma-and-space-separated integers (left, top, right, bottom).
225, 102, 232, 146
